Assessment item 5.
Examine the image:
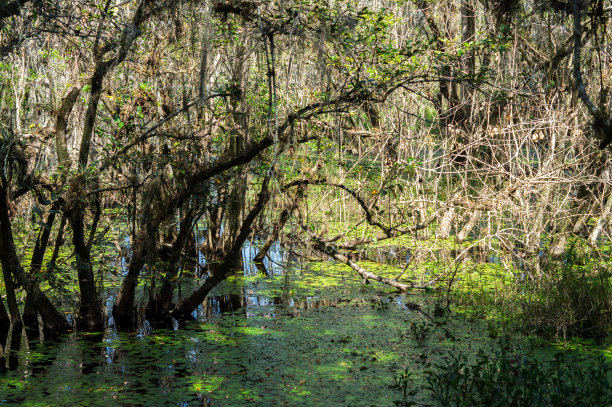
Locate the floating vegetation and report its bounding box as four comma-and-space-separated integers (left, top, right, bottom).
1, 260, 610, 406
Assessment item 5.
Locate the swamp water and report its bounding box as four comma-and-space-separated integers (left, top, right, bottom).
1, 243, 611, 406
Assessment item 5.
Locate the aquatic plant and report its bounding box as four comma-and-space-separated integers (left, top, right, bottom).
521, 253, 612, 339
425, 349, 611, 407
408, 320, 433, 345
370, 296, 392, 311
390, 368, 416, 406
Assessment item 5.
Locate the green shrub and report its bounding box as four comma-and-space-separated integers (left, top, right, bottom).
425, 350, 611, 407
522, 253, 612, 338
408, 320, 432, 345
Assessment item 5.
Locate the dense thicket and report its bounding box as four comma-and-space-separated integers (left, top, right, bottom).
0, 0, 610, 335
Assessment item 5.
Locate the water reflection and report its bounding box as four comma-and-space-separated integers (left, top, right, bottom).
242, 239, 292, 276
199, 294, 245, 319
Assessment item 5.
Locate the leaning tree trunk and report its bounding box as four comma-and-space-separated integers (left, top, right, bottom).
172, 172, 271, 319
0, 188, 69, 335
253, 208, 291, 264
253, 184, 306, 264
23, 200, 62, 331
456, 209, 481, 243
171, 264, 235, 320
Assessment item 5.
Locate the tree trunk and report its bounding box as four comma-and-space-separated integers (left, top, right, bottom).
253, 184, 305, 264
436, 206, 455, 239
171, 264, 235, 320
0, 296, 9, 327
22, 294, 41, 342
526, 124, 564, 258
73, 1, 152, 331
0, 252, 20, 324
0, 188, 69, 335
550, 190, 600, 258
549, 226, 569, 259
113, 236, 147, 328
253, 208, 290, 264
114, 168, 182, 328
0, 316, 8, 374
525, 183, 554, 256
173, 172, 272, 319
69, 210, 104, 331
8, 321, 22, 370
316, 247, 412, 292
456, 210, 481, 243
55, 86, 81, 172
460, 0, 475, 109
197, 3, 212, 120
21, 294, 38, 331
23, 202, 62, 332
67, 63, 106, 332
146, 211, 196, 321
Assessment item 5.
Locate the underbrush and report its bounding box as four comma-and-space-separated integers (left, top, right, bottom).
424, 349, 611, 407
519, 254, 612, 339
444, 250, 612, 340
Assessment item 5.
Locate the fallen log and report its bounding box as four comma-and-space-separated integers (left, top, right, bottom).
310, 234, 444, 291
302, 222, 447, 292
320, 247, 412, 291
